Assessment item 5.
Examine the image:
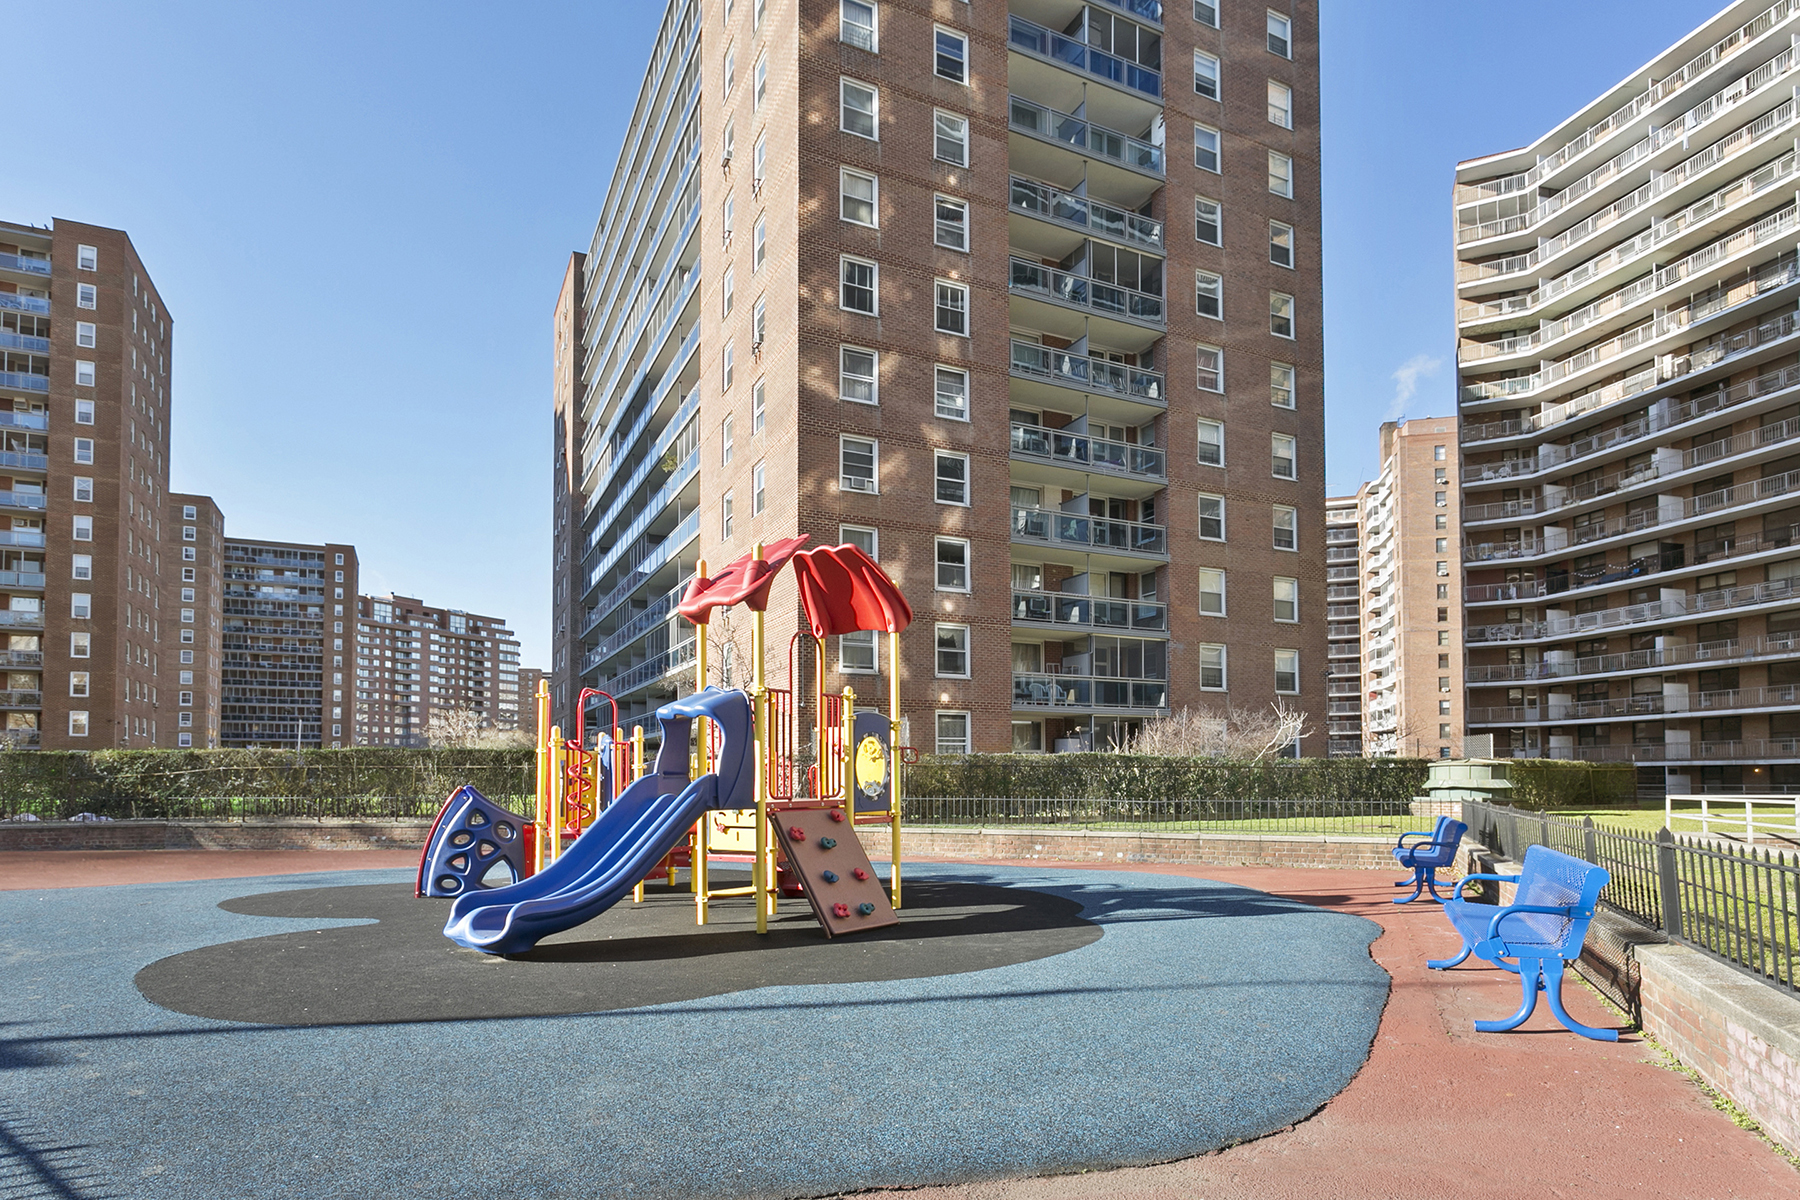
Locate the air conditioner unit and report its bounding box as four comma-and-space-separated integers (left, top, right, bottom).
721, 148, 733, 167
842, 476, 873, 492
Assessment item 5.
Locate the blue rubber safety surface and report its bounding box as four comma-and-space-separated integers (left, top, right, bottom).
0, 863, 1388, 1200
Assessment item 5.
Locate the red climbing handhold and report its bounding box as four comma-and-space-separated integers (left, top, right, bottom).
829, 809, 846, 823
788, 826, 806, 841
832, 903, 850, 918
853, 868, 869, 881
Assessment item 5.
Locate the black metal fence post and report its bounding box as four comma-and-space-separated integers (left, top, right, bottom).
1657, 827, 1684, 939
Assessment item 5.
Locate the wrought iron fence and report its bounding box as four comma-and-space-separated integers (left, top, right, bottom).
901, 794, 1416, 836
1462, 799, 1799, 994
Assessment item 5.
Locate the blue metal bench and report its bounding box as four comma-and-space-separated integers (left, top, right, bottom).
1428, 843, 1617, 1041
1391, 814, 1467, 904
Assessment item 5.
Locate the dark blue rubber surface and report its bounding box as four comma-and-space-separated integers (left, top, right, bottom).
0, 863, 1388, 1200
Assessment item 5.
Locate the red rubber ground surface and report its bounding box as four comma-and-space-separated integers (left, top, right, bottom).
4, 850, 1793, 1197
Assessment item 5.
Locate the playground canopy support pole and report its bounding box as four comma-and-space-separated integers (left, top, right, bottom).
692, 563, 709, 922
535, 681, 551, 871
751, 543, 770, 935
632, 725, 647, 903
889, 629, 902, 910
841, 687, 856, 815
814, 636, 827, 799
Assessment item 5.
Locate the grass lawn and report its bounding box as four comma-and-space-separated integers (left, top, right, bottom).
1552, 801, 1800, 841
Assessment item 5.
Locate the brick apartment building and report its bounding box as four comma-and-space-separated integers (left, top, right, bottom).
352, 595, 525, 746
553, 0, 1327, 754
1456, 0, 1800, 793
220, 536, 359, 748
1357, 419, 1463, 759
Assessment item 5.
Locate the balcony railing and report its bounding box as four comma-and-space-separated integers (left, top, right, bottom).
0, 372, 48, 395
584, 576, 696, 675
596, 637, 696, 697
1013, 671, 1169, 712
0, 253, 50, 277
0, 571, 46, 590
1490, 739, 1800, 763
1009, 338, 1164, 404
0, 332, 49, 355
1010, 256, 1165, 325
0, 409, 47, 433
0, 611, 44, 628
0, 689, 41, 708
0, 294, 49, 316
1091, 0, 1163, 24
1011, 505, 1167, 557
1009, 422, 1165, 481
1470, 681, 1800, 725
583, 508, 701, 636
1007, 14, 1162, 98
1009, 176, 1162, 250
1010, 589, 1167, 632
1469, 571, 1800, 644
1007, 95, 1162, 176
0, 492, 46, 511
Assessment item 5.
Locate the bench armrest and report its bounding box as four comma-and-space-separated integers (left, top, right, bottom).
1485, 903, 1581, 943
1458, 872, 1518, 886
1395, 829, 1436, 848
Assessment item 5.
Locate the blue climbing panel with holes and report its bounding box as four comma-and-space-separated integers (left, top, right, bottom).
416, 785, 532, 898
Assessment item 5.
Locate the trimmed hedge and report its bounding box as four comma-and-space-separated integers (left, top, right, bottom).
0, 748, 535, 821
904, 753, 1429, 810
1503, 759, 1636, 811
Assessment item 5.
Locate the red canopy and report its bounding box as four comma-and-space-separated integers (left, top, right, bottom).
791, 544, 913, 637
677, 535, 810, 624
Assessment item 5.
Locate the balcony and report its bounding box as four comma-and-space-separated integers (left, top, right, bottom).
0, 611, 43, 629
1010, 256, 1165, 330
1468, 570, 1800, 644
1470, 681, 1800, 725
596, 637, 695, 698
0, 372, 48, 395
1007, 14, 1162, 100
1009, 422, 1165, 485
1491, 739, 1800, 763
1009, 339, 1164, 406
1010, 589, 1167, 634
0, 571, 46, 590
0, 491, 46, 512
0, 410, 47, 433
0, 729, 38, 748
0, 294, 49, 316
1013, 671, 1169, 713
1011, 505, 1167, 560
1006, 94, 1162, 181
1009, 176, 1162, 251
0, 253, 50, 277
0, 650, 42, 668
0, 689, 41, 708
0, 331, 49, 355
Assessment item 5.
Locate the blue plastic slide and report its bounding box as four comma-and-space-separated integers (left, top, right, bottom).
442, 688, 753, 956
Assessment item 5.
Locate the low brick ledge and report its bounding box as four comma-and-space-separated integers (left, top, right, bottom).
0, 819, 435, 852
1469, 845, 1800, 1155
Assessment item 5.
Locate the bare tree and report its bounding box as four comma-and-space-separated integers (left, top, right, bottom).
1119, 702, 1312, 762
426, 708, 533, 750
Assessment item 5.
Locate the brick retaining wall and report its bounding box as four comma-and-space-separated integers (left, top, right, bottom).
0, 820, 434, 852
860, 826, 1403, 870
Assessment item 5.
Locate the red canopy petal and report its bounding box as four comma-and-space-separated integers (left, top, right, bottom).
791, 544, 913, 637
677, 534, 809, 624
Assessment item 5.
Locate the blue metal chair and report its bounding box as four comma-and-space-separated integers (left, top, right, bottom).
1391, 815, 1467, 904
1428, 844, 1618, 1042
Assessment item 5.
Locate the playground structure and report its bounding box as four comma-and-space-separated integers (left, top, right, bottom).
425, 537, 912, 951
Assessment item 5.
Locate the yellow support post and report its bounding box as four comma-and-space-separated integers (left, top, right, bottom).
632, 725, 647, 903
889, 628, 902, 911
751, 545, 770, 934
548, 726, 565, 865
692, 569, 709, 916
840, 687, 856, 813
813, 637, 827, 799
535, 684, 551, 872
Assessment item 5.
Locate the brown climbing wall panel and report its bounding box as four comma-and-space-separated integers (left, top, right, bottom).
770, 805, 899, 938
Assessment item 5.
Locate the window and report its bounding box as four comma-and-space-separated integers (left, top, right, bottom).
753, 53, 767, 111
722, 414, 735, 465
1268, 79, 1293, 127
1194, 51, 1220, 100
934, 366, 969, 421
751, 296, 766, 348
181, 588, 195, 603
182, 525, 196, 541
1270, 362, 1296, 409
71, 554, 91, 580
1437, 630, 1451, 646
934, 279, 968, 335
1197, 418, 1224, 466
1195, 196, 1221, 245
840, 524, 878, 558
840, 346, 878, 403
179, 712, 193, 728
73, 476, 93, 503
724, 45, 736, 94
1196, 345, 1223, 392
70, 632, 90, 659
1274, 576, 1298, 621
69, 711, 89, 738
1436, 560, 1450, 576
1434, 467, 1447, 483
721, 343, 735, 392
1272, 433, 1297, 479
1275, 650, 1300, 695
77, 244, 97, 271
75, 399, 94, 424
1194, 0, 1218, 25
69, 671, 89, 698
841, 0, 876, 50
76, 321, 96, 348
1273, 505, 1297, 550
752, 215, 766, 270
1434, 444, 1447, 461
1198, 494, 1225, 541
936, 711, 971, 754
935, 28, 967, 83
935, 451, 969, 505
73, 516, 92, 542
721, 492, 735, 539
840, 78, 878, 138
180, 608, 195, 624
935, 623, 970, 676
1440, 700, 1452, 715
752, 380, 766, 433
77, 283, 96, 309
723, 120, 736, 168
71, 593, 91, 619
754, 0, 766, 31
936, 537, 970, 591
934, 110, 969, 165
1269, 221, 1294, 268
182, 629, 194, 644
1269, 293, 1296, 339
841, 435, 878, 492
1268, 10, 1292, 57
1268, 151, 1294, 197
840, 630, 877, 672
1435, 537, 1448, 553
840, 168, 877, 225
722, 265, 735, 317
754, 134, 767, 186
1195, 270, 1222, 319
72, 436, 96, 466
1194, 124, 1220, 172
753, 461, 766, 514
1198, 568, 1226, 615
840, 256, 877, 314
75, 361, 95, 387
934, 195, 969, 250
182, 547, 196, 561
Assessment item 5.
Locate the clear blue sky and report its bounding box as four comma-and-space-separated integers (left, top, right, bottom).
1, 0, 1722, 663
